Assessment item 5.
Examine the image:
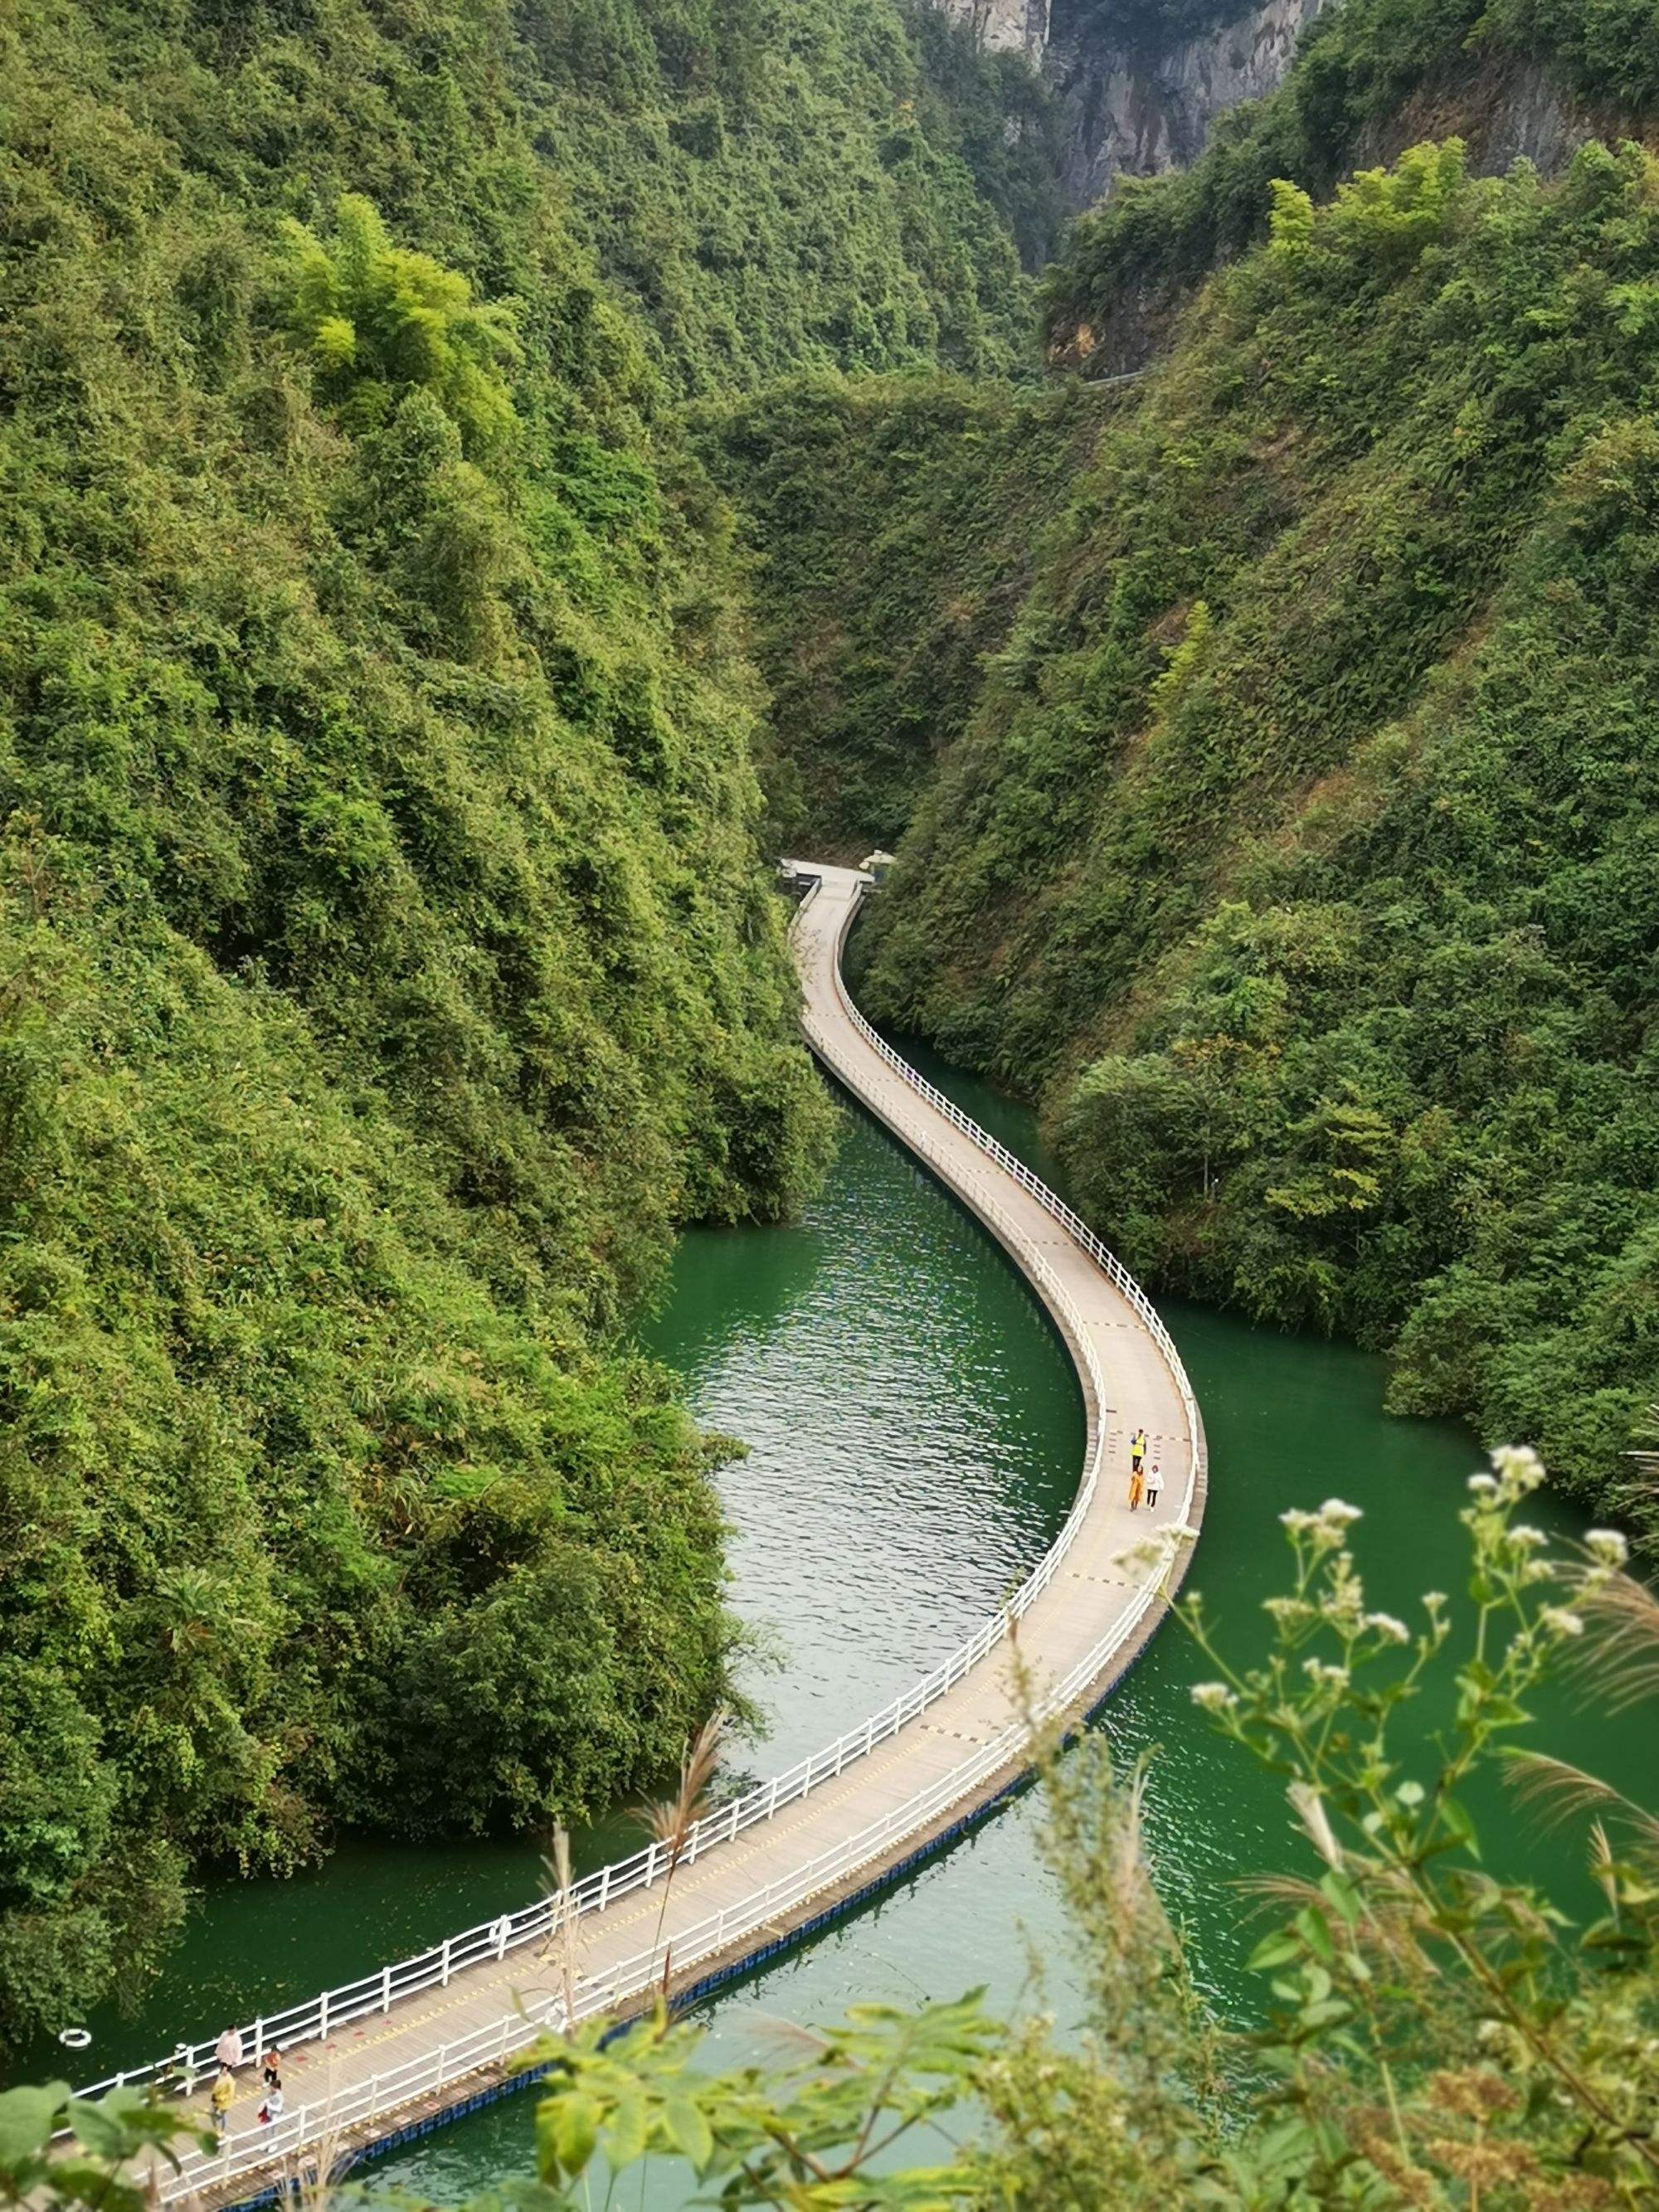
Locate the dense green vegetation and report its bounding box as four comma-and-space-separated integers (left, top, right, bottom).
1043, 0, 1659, 367
0, 0, 1062, 2055
514, 0, 1059, 389
10, 0, 1659, 2098
701, 371, 1102, 850
854, 135, 1659, 1532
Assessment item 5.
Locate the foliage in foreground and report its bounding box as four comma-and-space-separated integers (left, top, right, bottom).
516, 1451, 1659, 2206
0, 2081, 209, 2212
854, 137, 1659, 1525
16, 1456, 1657, 2205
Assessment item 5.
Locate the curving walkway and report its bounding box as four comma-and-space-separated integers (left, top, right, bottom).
108, 863, 1205, 2208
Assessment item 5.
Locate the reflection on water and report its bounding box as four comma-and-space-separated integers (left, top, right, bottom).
645, 1105, 1081, 1774
26, 1029, 1652, 2212
367, 1039, 1657, 2207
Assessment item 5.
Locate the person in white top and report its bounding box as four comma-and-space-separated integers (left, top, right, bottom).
214, 2026, 244, 2071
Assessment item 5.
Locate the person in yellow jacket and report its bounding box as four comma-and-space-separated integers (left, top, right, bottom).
1128, 1426, 1148, 1510
210, 2066, 235, 2146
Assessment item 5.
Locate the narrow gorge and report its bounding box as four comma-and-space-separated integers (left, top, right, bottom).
6, 3, 1659, 2205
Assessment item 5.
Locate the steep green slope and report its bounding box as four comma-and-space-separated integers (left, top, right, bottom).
702, 372, 1102, 850
516, 0, 1059, 391
0, 0, 1078, 2049
857, 139, 1659, 1529
1044, 0, 1659, 372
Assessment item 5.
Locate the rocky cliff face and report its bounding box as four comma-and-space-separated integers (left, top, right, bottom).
1355, 50, 1623, 180
933, 0, 1050, 59
935, 0, 1330, 207
1048, 0, 1330, 204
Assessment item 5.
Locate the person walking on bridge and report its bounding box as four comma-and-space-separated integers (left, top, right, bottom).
210, 2065, 235, 2147
1128, 1426, 1147, 1510
215, 2025, 244, 2071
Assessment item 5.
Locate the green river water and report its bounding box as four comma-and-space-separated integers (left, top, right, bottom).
24, 1036, 1653, 2200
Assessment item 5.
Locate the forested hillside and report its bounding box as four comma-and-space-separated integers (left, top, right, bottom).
852, 131, 1659, 1531
0, 0, 1044, 2051
703, 372, 1100, 848
517, 0, 1061, 386
11, 0, 1659, 2075
1044, 0, 1659, 371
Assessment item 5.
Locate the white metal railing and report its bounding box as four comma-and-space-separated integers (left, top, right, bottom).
155, 1536, 1180, 2202
806, 873, 1203, 1473
83, 865, 1204, 2194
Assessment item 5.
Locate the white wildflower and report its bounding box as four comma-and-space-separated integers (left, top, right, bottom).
1278, 1508, 1316, 1532
1423, 1591, 1447, 1611
1396, 1781, 1425, 1807
1301, 1658, 1350, 1688
1263, 1596, 1316, 1627
1320, 1586, 1366, 1633
1540, 1607, 1585, 1639
1319, 1498, 1364, 1526
1467, 1472, 1498, 1497
1491, 1444, 1546, 1495
1365, 1612, 1410, 1646
1585, 1529, 1629, 1569
1190, 1681, 1237, 1714
1508, 1524, 1548, 1551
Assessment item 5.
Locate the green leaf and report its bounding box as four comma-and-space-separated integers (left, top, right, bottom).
67, 2100, 132, 2159
548, 2091, 599, 2179
601, 2085, 646, 2171
47, 2161, 149, 2212
1293, 1905, 1336, 1966
1246, 1929, 1301, 1972
1437, 1795, 1481, 1860
663, 2093, 713, 2170
0, 2085, 67, 2166
1319, 1870, 1363, 1927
